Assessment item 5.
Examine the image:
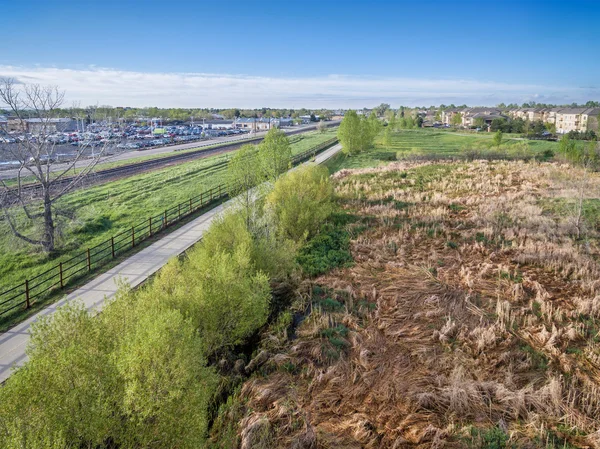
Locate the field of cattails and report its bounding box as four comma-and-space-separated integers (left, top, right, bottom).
222, 159, 600, 448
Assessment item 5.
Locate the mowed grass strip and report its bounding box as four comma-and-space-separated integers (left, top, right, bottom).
0, 129, 337, 294
326, 128, 559, 172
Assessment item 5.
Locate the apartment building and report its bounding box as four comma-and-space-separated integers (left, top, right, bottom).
554, 108, 600, 134
507, 107, 600, 133
441, 108, 505, 128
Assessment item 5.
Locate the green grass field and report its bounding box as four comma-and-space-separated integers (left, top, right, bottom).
0, 129, 336, 297
326, 128, 559, 172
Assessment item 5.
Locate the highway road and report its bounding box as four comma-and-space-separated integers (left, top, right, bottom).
0, 142, 342, 384
0, 122, 339, 181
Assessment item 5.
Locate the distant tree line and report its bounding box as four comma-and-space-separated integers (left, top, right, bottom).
24, 106, 336, 124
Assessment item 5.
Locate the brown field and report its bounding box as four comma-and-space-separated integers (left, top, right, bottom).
213, 159, 600, 448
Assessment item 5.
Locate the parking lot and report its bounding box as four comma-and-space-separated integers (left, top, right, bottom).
0, 122, 333, 179
0, 124, 257, 168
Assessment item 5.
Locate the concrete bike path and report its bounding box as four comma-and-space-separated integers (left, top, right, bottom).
0, 143, 341, 383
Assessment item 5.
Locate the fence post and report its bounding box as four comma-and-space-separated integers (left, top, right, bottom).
87, 248, 91, 272
219, 184, 222, 197
164, 210, 167, 228
210, 188, 213, 201
149, 216, 153, 236
189, 198, 192, 213
59, 262, 64, 288
132, 226, 135, 248
25, 280, 30, 309
178, 203, 181, 220
200, 192, 203, 206
111, 237, 115, 258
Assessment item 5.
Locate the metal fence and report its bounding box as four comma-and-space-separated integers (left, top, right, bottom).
0, 137, 338, 319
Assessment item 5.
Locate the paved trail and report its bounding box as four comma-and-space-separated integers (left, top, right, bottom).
0, 144, 342, 383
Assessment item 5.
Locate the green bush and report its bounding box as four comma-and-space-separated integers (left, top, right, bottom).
0, 301, 218, 449
153, 243, 271, 354
201, 208, 298, 280
0, 303, 120, 448
297, 223, 353, 277
266, 164, 334, 242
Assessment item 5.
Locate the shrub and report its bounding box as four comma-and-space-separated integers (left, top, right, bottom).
201, 208, 298, 280
112, 299, 218, 448
156, 242, 271, 354
0, 300, 219, 449
266, 164, 334, 242
297, 223, 353, 277
0, 303, 120, 448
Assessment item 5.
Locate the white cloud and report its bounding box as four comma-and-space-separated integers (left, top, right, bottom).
0, 65, 597, 108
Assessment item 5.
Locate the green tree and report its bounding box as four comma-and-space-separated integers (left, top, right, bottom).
201, 209, 297, 280
258, 127, 291, 181
0, 303, 121, 447
365, 108, 382, 145
337, 110, 363, 155
492, 130, 503, 148
110, 298, 218, 448
180, 244, 271, 353
266, 164, 333, 242
451, 112, 463, 127
375, 103, 390, 116
383, 125, 392, 146
227, 144, 261, 228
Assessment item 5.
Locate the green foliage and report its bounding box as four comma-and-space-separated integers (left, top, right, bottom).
297, 223, 353, 277
202, 208, 298, 281
451, 112, 463, 126
154, 243, 271, 354
492, 130, 503, 148
337, 110, 363, 155
562, 137, 599, 168
227, 144, 262, 227
467, 426, 510, 449
318, 297, 344, 311
110, 299, 217, 448
266, 164, 334, 242
227, 143, 261, 196
0, 303, 120, 448
0, 301, 218, 449
383, 125, 392, 145
337, 110, 380, 155
258, 127, 291, 180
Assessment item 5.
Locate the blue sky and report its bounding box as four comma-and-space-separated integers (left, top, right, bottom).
1, 0, 599, 108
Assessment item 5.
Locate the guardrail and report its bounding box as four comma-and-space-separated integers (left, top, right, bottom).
0, 136, 338, 320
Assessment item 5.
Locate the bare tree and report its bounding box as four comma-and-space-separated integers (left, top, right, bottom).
316, 120, 327, 133
0, 78, 107, 253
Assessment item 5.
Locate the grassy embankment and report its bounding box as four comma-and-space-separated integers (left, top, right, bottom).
213, 142, 600, 447
0, 129, 336, 297
325, 127, 558, 172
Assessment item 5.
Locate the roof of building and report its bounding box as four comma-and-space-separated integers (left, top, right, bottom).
557, 108, 589, 115
202, 120, 234, 125
25, 118, 75, 123
471, 112, 507, 119
236, 117, 283, 123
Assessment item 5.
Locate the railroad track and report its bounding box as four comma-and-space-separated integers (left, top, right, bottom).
1, 122, 338, 205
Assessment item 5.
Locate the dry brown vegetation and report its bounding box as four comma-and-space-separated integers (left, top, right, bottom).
213, 160, 600, 448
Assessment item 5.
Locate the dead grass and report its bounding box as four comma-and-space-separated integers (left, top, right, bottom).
217, 159, 600, 448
